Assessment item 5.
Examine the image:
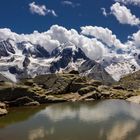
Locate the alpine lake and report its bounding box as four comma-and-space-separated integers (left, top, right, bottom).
0, 99, 140, 140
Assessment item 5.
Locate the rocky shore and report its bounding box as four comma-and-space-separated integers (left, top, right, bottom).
0, 71, 140, 116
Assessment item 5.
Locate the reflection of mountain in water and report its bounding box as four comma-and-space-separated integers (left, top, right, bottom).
0, 100, 140, 140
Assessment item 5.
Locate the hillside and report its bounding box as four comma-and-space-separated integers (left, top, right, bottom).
118, 70, 140, 90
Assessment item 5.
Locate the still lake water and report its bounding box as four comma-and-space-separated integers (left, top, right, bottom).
0, 100, 140, 140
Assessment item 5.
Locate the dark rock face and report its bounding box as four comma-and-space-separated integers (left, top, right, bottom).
55, 47, 88, 61
0, 40, 15, 57
22, 43, 50, 58
73, 48, 88, 62
134, 53, 140, 65
17, 42, 26, 50
22, 48, 29, 56
0, 44, 9, 57
79, 60, 97, 73
79, 60, 115, 85
36, 45, 50, 58
50, 48, 73, 72
51, 47, 60, 57
50, 47, 88, 73
23, 56, 30, 68
138, 54, 140, 60
5, 41, 15, 54
9, 66, 23, 75
50, 62, 61, 73
7, 56, 15, 62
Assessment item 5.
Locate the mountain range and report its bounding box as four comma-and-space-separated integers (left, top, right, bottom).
0, 37, 139, 84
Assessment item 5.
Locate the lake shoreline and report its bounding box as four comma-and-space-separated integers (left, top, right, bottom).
0, 73, 140, 116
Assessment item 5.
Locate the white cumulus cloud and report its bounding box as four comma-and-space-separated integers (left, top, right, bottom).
115, 0, 140, 6
129, 30, 140, 48
46, 25, 106, 60
29, 2, 57, 17
81, 26, 126, 48
0, 28, 60, 53
110, 2, 140, 26
0, 25, 137, 62
0, 25, 109, 60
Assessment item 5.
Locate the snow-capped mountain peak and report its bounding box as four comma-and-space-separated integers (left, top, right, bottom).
0, 38, 139, 84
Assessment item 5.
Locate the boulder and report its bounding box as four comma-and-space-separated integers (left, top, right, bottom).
0, 102, 8, 116
0, 85, 36, 102
0, 108, 8, 116
126, 96, 140, 104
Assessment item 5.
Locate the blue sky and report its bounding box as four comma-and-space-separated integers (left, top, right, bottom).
0, 0, 140, 42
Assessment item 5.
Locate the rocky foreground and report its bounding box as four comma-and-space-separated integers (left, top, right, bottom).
0, 71, 140, 116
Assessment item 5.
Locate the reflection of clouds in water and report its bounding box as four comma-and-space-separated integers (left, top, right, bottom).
29, 127, 45, 140
40, 106, 77, 122
128, 102, 140, 120
107, 121, 137, 140
39, 100, 140, 122
79, 105, 115, 122
28, 127, 54, 140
